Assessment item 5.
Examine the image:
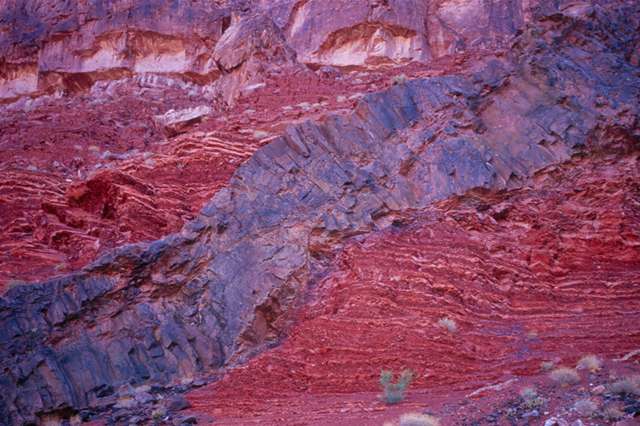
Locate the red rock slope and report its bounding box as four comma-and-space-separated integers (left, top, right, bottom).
189, 152, 640, 425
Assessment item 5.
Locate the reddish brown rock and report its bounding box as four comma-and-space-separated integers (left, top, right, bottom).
0, 1, 639, 425
189, 153, 640, 424
0, 0, 237, 100
211, 12, 298, 104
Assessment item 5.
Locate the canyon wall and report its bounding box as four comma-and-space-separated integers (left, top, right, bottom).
0, 0, 548, 101
1, 2, 639, 424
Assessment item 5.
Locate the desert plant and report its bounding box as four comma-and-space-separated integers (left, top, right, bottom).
576, 355, 602, 373
519, 387, 545, 409
151, 407, 166, 424
601, 405, 625, 421
380, 369, 414, 404
437, 317, 457, 333
574, 398, 598, 417
609, 375, 640, 395
520, 387, 537, 400
399, 412, 440, 426
540, 360, 555, 372
549, 367, 580, 385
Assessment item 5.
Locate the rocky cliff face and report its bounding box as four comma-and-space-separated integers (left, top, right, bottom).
1, 1, 639, 425
1, 0, 544, 102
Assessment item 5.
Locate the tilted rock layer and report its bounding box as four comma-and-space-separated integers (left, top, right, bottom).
0, 0, 596, 288
0, 1, 639, 425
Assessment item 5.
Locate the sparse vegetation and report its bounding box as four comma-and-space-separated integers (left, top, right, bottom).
574, 398, 598, 417
609, 375, 640, 395
549, 367, 580, 385
601, 405, 625, 421
519, 386, 545, 409
519, 387, 537, 401
437, 317, 457, 333
576, 355, 602, 373
151, 407, 166, 424
380, 369, 414, 404
540, 360, 555, 372
399, 412, 440, 426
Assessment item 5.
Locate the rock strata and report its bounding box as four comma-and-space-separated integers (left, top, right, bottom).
1, 2, 639, 424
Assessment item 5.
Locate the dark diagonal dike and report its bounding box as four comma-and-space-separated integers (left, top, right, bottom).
1, 4, 639, 424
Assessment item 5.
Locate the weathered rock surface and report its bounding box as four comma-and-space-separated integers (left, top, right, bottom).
280, 0, 536, 66
0, 0, 557, 102
0, 0, 610, 289
190, 152, 640, 423
1, 2, 639, 424
154, 106, 213, 137
0, 0, 236, 100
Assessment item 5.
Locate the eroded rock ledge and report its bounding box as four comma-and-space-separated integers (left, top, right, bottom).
0, 3, 639, 424
0, 0, 564, 103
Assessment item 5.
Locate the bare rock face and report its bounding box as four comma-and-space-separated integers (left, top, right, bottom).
281, 0, 540, 66
0, 0, 233, 100
0, 0, 565, 103
0, 2, 639, 424
211, 12, 298, 104
282, 0, 430, 66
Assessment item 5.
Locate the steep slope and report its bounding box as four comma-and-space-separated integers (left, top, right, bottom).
1, 2, 639, 424
0, 0, 587, 290
0, 0, 540, 289
190, 152, 640, 424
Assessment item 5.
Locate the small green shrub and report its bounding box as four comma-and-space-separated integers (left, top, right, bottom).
519, 387, 538, 401
519, 387, 545, 409
380, 369, 414, 404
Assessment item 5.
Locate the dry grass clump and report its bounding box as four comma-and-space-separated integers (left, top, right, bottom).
540, 361, 555, 372
399, 412, 440, 426
519, 387, 545, 409
519, 387, 538, 401
609, 375, 640, 395
576, 355, 602, 373
549, 367, 580, 385
380, 369, 414, 405
437, 317, 457, 333
601, 405, 625, 421
574, 398, 598, 417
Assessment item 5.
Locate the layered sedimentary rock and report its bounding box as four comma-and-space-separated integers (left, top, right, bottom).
280, 0, 537, 66
0, 0, 549, 102
0, 0, 236, 100
0, 0, 590, 289
1, 2, 639, 424
191, 152, 640, 424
